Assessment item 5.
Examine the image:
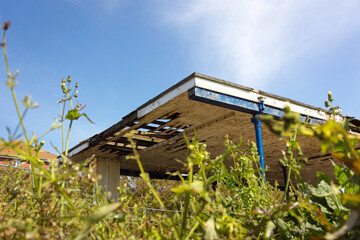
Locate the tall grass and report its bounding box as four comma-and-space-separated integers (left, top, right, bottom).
1, 22, 360, 239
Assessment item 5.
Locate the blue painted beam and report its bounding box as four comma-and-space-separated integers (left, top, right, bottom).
188, 87, 324, 125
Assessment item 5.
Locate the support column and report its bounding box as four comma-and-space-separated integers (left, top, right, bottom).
96, 157, 120, 201
251, 114, 266, 182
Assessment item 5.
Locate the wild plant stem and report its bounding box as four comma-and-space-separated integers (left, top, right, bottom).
13, 108, 28, 139
184, 221, 199, 240
282, 167, 292, 202
127, 135, 180, 240
181, 162, 194, 237
37, 128, 54, 141
2, 30, 10, 75
64, 119, 73, 156
131, 145, 165, 209
181, 192, 190, 237
4, 140, 79, 214
3, 29, 38, 191
61, 102, 66, 153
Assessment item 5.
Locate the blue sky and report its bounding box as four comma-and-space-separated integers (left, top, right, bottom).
0, 0, 359, 153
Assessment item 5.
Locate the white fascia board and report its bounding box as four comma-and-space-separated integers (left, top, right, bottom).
68, 141, 90, 157
195, 77, 333, 121
137, 78, 196, 118
0, 155, 19, 160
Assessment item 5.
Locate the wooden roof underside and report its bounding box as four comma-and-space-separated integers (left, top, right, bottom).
70, 91, 338, 186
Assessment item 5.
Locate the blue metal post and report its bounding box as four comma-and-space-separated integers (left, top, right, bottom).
251, 99, 266, 182
251, 114, 266, 181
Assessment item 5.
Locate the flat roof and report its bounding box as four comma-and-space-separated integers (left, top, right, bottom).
69, 72, 355, 185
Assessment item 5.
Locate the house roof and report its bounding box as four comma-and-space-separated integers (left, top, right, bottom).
0, 140, 57, 160
67, 72, 360, 185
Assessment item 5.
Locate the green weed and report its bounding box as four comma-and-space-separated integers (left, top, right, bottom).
1, 22, 360, 239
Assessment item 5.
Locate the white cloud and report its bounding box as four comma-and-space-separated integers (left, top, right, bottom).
161, 0, 360, 87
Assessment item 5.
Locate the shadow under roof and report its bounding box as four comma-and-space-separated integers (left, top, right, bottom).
68, 72, 356, 186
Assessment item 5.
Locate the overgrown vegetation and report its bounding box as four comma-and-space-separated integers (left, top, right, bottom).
1, 22, 360, 239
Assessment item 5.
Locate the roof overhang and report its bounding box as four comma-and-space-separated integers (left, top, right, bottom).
68, 73, 353, 185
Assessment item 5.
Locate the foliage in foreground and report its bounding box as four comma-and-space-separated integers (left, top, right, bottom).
1, 21, 360, 239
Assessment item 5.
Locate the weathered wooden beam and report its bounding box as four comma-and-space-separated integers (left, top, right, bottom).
120, 169, 186, 181
114, 137, 158, 147
101, 144, 133, 153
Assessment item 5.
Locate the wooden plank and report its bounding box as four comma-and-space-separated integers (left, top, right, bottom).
101, 145, 133, 153
151, 120, 169, 126
152, 113, 181, 132
89, 110, 138, 146
137, 124, 159, 131
115, 137, 158, 147
167, 124, 187, 134
163, 124, 183, 133
140, 111, 236, 153
135, 132, 176, 140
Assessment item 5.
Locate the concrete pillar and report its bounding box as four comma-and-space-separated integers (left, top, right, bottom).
96, 157, 120, 201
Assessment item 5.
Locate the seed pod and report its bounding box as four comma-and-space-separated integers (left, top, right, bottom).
61, 83, 66, 93
328, 91, 333, 102
325, 99, 330, 108
286, 147, 292, 156
297, 147, 303, 156
67, 75, 72, 82
75, 82, 79, 88
1, 21, 11, 31
278, 158, 286, 167
300, 158, 308, 164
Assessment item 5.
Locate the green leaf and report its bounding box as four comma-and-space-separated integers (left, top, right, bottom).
65, 109, 81, 120
203, 216, 217, 240
333, 164, 347, 185
331, 152, 360, 175
264, 220, 276, 239
311, 180, 331, 197
81, 113, 94, 124
340, 194, 360, 209
333, 164, 359, 194
65, 110, 94, 123
288, 140, 299, 149
220, 163, 228, 175
172, 185, 190, 194
74, 202, 121, 240
324, 211, 359, 240
317, 172, 331, 185
299, 125, 314, 136
172, 181, 204, 194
